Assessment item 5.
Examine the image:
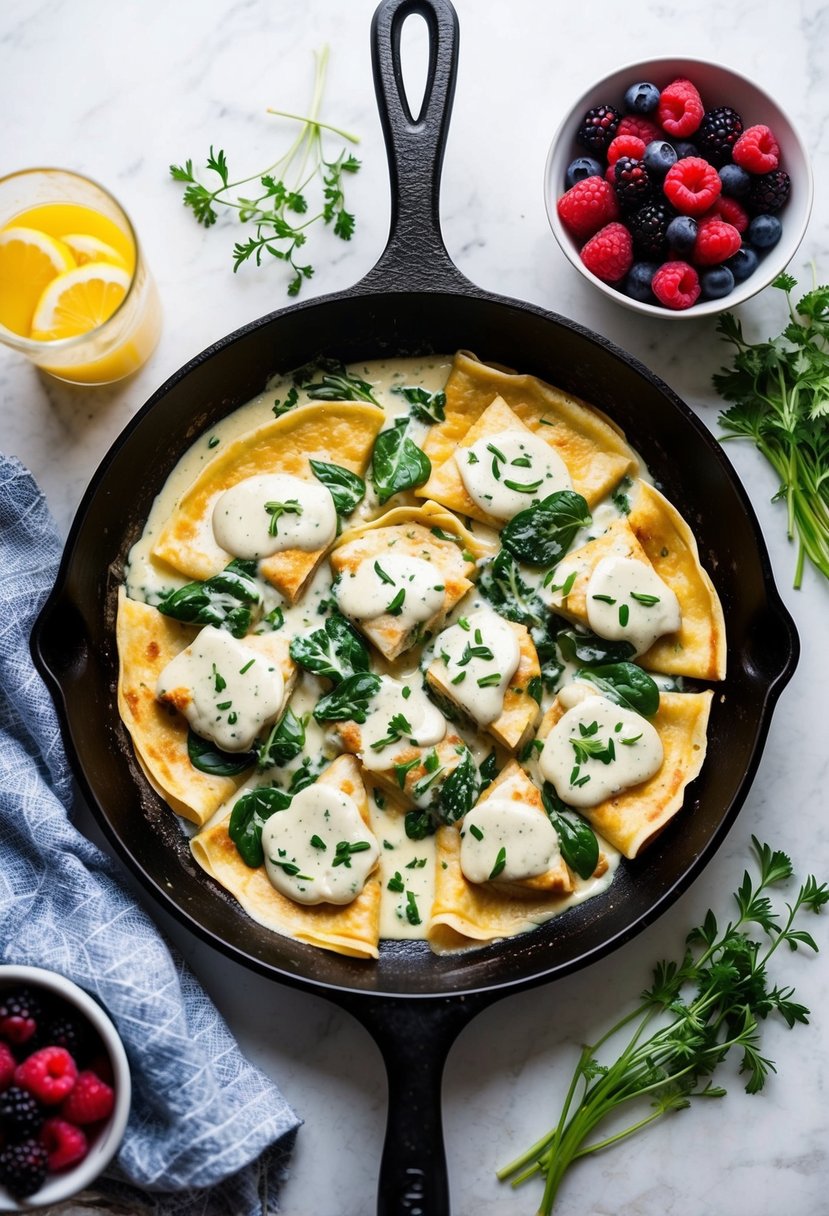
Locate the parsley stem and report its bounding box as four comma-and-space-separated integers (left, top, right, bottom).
266, 108, 360, 144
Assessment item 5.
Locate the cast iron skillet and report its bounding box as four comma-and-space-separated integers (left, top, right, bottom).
32, 0, 798, 1210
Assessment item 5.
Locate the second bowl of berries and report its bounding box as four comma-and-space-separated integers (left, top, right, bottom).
0, 967, 131, 1211
545, 57, 812, 316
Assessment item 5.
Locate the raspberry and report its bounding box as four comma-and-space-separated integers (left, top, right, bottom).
60, 1070, 115, 1125
696, 107, 744, 166
15, 1046, 78, 1105
693, 217, 742, 266
663, 157, 722, 216
616, 115, 662, 145
557, 176, 620, 239
732, 124, 780, 173
40, 1117, 88, 1172
607, 134, 646, 166
652, 261, 701, 310
658, 78, 705, 138
580, 222, 634, 283
710, 196, 749, 232
576, 104, 621, 154
0, 1085, 43, 1139
0, 989, 42, 1046
746, 169, 791, 214
0, 1042, 15, 1091
0, 1138, 49, 1198
613, 157, 652, 210
628, 200, 673, 260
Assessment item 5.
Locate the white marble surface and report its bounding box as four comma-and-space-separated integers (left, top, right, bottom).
2, 1, 829, 1213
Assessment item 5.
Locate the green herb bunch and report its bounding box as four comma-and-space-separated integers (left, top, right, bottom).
170, 46, 360, 296
714, 272, 829, 587
498, 837, 827, 1213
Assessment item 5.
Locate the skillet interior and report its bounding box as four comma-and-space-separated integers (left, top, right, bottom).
35, 284, 797, 999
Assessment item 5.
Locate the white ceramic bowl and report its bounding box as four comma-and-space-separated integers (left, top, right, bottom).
545, 56, 813, 318
0, 966, 131, 1212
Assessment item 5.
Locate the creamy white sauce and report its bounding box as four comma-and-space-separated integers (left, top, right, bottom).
360, 676, 446, 772
586, 556, 681, 654
433, 608, 520, 725
370, 791, 437, 940
335, 553, 445, 633
457, 429, 573, 520
539, 694, 663, 808
156, 625, 284, 751
460, 796, 560, 884
212, 473, 336, 558
261, 782, 379, 905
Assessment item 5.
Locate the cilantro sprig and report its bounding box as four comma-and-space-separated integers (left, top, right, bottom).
170, 46, 360, 296
714, 272, 829, 587
498, 837, 828, 1213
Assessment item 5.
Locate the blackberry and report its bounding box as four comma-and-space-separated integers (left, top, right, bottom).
628, 200, 673, 259
0, 1138, 49, 1199
0, 1086, 43, 1139
613, 157, 652, 210
0, 988, 43, 1045
696, 106, 744, 166
746, 169, 791, 214
45, 1013, 88, 1058
576, 104, 621, 154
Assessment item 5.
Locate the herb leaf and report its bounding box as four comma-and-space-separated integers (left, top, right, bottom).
229, 786, 292, 867
392, 385, 447, 424
309, 459, 366, 515
156, 559, 261, 638
294, 358, 380, 405
501, 491, 591, 567
370, 417, 432, 504
577, 662, 660, 717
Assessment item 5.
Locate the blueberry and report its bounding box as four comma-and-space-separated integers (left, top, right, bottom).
726, 246, 759, 283
748, 214, 782, 249
700, 266, 735, 300
665, 215, 698, 256
718, 164, 751, 198
565, 156, 604, 189
624, 81, 660, 114
643, 140, 678, 177
673, 141, 699, 159
624, 261, 660, 302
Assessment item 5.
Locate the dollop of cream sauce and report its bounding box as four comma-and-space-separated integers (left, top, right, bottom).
460, 796, 560, 884
539, 692, 663, 808
359, 676, 446, 772
335, 553, 445, 632
586, 556, 681, 654
212, 472, 337, 558
457, 429, 573, 520
261, 782, 379, 905
433, 608, 520, 725
156, 625, 284, 752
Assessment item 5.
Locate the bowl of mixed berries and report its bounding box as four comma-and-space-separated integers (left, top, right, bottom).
546, 57, 812, 315
0, 967, 131, 1209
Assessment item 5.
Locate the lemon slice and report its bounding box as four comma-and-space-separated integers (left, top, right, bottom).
61, 233, 129, 270
0, 226, 76, 336
30, 262, 132, 341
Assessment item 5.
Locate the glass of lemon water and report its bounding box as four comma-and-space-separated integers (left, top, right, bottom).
0, 168, 162, 385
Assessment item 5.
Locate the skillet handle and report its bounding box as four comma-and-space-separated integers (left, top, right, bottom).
358, 0, 471, 294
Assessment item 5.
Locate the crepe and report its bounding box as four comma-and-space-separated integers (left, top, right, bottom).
190, 754, 382, 959
116, 590, 294, 825
537, 689, 713, 859
335, 724, 467, 809
418, 351, 638, 511
152, 402, 385, 603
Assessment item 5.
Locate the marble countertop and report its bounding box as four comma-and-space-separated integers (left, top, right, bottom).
2, 1, 828, 1213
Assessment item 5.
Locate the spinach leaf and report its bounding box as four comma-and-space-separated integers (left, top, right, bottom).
229, 786, 292, 868
500, 491, 591, 567
157, 558, 261, 638
293, 358, 380, 406
404, 809, 435, 841
478, 549, 546, 630
272, 386, 299, 418
557, 627, 636, 667
479, 749, 500, 792
187, 729, 256, 777
541, 783, 599, 880
370, 418, 431, 504
256, 706, 306, 770
313, 672, 382, 724
289, 611, 370, 684
577, 662, 660, 717
436, 748, 480, 826
309, 459, 365, 515
391, 385, 446, 424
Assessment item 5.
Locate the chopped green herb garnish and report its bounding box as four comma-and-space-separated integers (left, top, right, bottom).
387, 871, 405, 893
489, 847, 507, 879
405, 890, 421, 925
631, 592, 661, 606
503, 478, 543, 493
264, 498, 303, 537
239, 658, 256, 674
477, 672, 502, 688
385, 588, 406, 616
310, 834, 327, 850
374, 561, 395, 585
469, 823, 484, 842
618, 603, 630, 627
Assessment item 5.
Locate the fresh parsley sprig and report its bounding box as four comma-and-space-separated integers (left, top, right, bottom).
714, 272, 829, 587
498, 837, 828, 1213
170, 46, 360, 296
